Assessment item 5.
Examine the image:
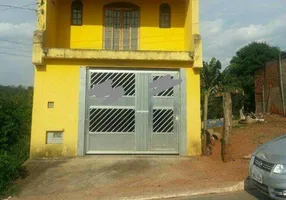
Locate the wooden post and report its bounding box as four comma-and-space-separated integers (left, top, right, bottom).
222, 92, 232, 162
262, 83, 265, 113
202, 91, 209, 155
278, 52, 286, 117
267, 84, 272, 113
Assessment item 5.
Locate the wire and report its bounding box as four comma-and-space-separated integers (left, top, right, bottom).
0, 46, 32, 52
22, 3, 38, 7
0, 2, 38, 11
0, 39, 31, 46
0, 4, 37, 12
0, 52, 31, 58
0, 32, 188, 49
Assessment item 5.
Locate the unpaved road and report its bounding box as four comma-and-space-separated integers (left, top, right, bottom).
11, 156, 249, 200
8, 115, 286, 200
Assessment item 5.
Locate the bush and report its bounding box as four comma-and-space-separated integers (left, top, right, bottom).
206, 93, 244, 120
0, 86, 33, 196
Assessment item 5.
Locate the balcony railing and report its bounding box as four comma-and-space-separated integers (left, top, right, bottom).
32, 30, 198, 66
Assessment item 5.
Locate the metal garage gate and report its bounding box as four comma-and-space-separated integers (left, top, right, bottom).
85, 69, 180, 154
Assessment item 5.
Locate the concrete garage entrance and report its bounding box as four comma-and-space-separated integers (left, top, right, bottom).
85, 69, 181, 154
14, 156, 249, 200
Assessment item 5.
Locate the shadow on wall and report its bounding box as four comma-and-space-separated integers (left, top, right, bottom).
188, 141, 202, 156
80, 1, 186, 27
30, 145, 76, 158
36, 65, 47, 72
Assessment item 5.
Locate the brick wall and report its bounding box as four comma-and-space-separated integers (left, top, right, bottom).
254, 57, 284, 115
281, 53, 286, 111
255, 68, 264, 113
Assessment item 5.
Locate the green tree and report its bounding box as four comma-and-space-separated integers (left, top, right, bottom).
200, 58, 222, 155
201, 58, 223, 119
0, 86, 33, 196
201, 58, 222, 94
227, 42, 281, 112
200, 58, 244, 156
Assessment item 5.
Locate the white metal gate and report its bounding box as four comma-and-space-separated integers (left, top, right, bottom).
85, 69, 180, 154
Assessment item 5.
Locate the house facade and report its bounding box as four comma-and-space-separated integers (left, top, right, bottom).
30, 0, 203, 157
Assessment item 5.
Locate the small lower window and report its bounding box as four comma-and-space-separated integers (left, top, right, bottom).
46, 131, 63, 144
48, 102, 54, 108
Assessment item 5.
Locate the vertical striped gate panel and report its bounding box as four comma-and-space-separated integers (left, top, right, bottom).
150, 72, 179, 152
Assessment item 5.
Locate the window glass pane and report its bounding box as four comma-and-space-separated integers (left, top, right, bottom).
113, 10, 120, 50
71, 1, 83, 25
104, 8, 139, 50
165, 15, 169, 21
105, 26, 112, 50
104, 9, 112, 50
131, 11, 139, 50
123, 11, 131, 50
160, 4, 170, 28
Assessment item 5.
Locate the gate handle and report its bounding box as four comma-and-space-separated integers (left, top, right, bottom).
137, 111, 149, 113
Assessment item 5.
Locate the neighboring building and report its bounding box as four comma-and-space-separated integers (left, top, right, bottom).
255, 52, 286, 116
31, 0, 203, 157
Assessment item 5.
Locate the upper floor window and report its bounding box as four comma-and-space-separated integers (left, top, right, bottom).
104, 2, 140, 50
159, 3, 171, 28
71, 0, 83, 26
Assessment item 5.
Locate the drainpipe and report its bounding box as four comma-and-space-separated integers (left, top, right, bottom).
278, 52, 286, 117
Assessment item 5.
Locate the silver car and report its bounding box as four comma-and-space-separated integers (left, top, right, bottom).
249, 135, 286, 200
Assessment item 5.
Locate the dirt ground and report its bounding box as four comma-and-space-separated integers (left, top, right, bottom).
211, 114, 286, 161
10, 156, 248, 200
7, 115, 286, 200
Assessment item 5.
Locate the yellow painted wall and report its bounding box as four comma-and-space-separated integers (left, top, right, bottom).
32, 0, 202, 157
57, 1, 71, 48
139, 0, 185, 51
30, 65, 80, 157
185, 0, 202, 155
44, 0, 58, 47
184, 0, 192, 51
43, 0, 187, 51
30, 60, 201, 157
186, 67, 202, 156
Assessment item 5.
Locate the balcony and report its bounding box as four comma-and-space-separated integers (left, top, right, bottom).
43, 48, 194, 61
32, 31, 196, 66
33, 0, 202, 68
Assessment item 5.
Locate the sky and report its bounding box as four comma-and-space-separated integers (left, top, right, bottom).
0, 0, 286, 86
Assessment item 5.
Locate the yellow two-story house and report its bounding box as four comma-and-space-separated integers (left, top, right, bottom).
31, 0, 203, 157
